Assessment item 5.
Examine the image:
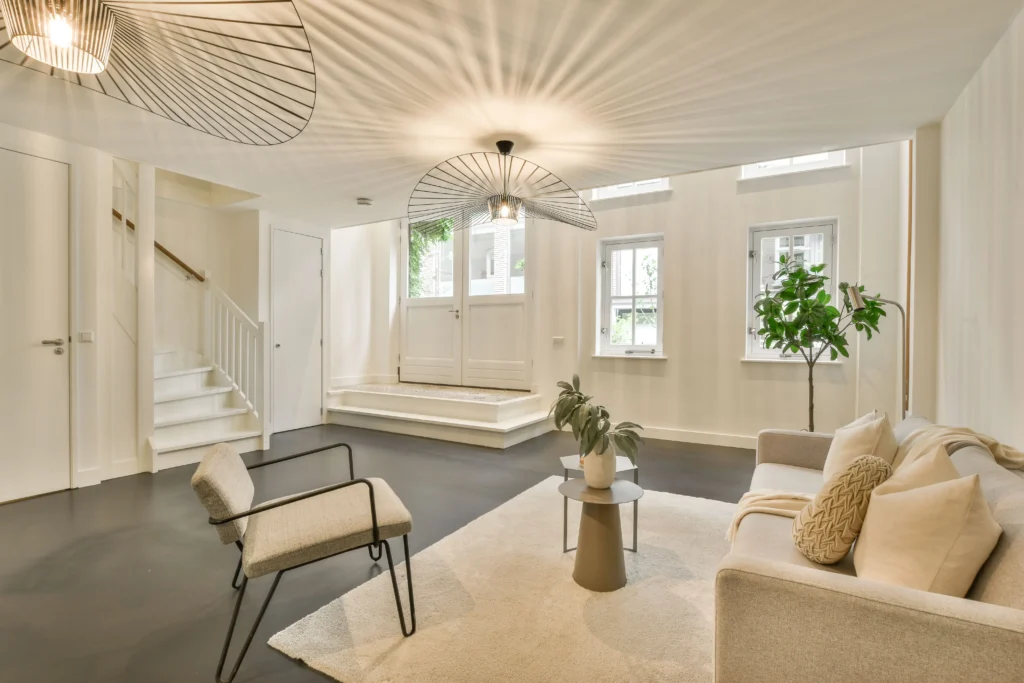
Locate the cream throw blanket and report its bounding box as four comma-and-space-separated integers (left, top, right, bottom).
895, 426, 1024, 471
727, 490, 813, 542
728, 425, 1023, 542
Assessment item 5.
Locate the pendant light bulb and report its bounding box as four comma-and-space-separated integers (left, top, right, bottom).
48, 13, 73, 49
488, 194, 521, 226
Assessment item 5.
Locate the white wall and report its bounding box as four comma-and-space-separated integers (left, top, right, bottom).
938, 9, 1024, 448
154, 196, 259, 356
330, 220, 399, 386
532, 143, 907, 447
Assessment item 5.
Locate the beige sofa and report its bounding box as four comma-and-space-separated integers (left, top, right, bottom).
716, 417, 1024, 683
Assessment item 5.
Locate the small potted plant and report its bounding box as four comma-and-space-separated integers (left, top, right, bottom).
550, 375, 643, 488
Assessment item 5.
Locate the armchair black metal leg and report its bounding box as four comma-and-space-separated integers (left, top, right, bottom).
231, 541, 244, 589
382, 536, 416, 637
215, 572, 283, 683
369, 542, 383, 562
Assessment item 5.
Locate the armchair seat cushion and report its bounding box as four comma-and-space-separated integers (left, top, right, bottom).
750, 463, 824, 495
242, 478, 412, 579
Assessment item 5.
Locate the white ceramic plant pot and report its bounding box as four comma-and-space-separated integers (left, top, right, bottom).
583, 448, 616, 489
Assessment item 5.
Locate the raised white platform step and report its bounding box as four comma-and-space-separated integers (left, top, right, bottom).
329, 382, 542, 423
327, 404, 552, 449
155, 406, 249, 429
155, 386, 233, 404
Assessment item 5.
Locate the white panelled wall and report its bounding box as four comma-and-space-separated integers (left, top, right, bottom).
938, 8, 1024, 449
329, 220, 400, 387
535, 143, 908, 448
330, 143, 911, 448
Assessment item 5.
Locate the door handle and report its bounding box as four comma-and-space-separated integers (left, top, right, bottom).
42, 339, 65, 346
275, 343, 281, 348
448, 308, 460, 319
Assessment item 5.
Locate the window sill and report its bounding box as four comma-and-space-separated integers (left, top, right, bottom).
593, 353, 668, 360
741, 357, 843, 365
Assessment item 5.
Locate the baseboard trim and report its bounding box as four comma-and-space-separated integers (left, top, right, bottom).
642, 426, 756, 450
330, 374, 399, 389
105, 459, 143, 480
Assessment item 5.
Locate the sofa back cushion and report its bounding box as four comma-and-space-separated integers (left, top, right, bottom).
892, 415, 933, 445
953, 447, 1024, 610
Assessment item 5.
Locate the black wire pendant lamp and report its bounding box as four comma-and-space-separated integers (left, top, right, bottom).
0, 0, 316, 145
408, 140, 598, 235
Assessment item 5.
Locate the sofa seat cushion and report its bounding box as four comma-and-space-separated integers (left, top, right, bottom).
243, 478, 412, 579
750, 463, 824, 496
731, 512, 856, 575
953, 447, 1024, 610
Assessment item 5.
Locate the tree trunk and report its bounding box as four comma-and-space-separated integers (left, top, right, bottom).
807, 363, 815, 432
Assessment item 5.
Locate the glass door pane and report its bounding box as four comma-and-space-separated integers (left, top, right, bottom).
409, 226, 454, 298
468, 218, 525, 296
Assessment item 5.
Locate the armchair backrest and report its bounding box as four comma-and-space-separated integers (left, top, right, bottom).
190, 443, 255, 545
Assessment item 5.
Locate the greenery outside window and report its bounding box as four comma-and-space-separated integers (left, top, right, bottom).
598, 235, 664, 356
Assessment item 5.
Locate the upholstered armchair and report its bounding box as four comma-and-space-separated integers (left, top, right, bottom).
191, 442, 415, 683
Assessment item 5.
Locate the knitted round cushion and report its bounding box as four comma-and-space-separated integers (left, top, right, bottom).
793, 454, 892, 564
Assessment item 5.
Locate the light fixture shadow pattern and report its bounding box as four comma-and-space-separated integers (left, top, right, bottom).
408, 150, 597, 235
0, 0, 315, 145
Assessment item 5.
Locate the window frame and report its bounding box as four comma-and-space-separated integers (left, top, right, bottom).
746, 219, 837, 361
741, 151, 846, 179
591, 177, 671, 201
598, 234, 665, 357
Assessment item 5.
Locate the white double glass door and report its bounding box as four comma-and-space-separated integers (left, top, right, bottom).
400, 219, 530, 390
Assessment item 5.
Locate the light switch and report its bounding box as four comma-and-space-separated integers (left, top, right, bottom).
552, 336, 565, 344
78, 331, 95, 343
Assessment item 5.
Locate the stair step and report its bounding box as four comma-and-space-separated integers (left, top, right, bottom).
155, 386, 233, 404
155, 366, 213, 380
155, 407, 249, 429
152, 429, 263, 454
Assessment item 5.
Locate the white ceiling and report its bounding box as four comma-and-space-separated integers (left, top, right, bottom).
0, 0, 1019, 227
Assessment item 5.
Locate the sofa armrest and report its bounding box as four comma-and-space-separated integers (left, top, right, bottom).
755, 430, 833, 470
715, 554, 1024, 683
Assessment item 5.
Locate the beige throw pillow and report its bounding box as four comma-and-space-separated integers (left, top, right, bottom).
793, 455, 892, 564
853, 444, 1002, 597
822, 411, 898, 482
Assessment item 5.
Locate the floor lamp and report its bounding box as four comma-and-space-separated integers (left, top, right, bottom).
844, 285, 908, 419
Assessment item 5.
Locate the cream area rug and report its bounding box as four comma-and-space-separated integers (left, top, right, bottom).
269, 476, 735, 682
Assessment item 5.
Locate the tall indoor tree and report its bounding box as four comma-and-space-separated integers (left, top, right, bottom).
753, 254, 885, 431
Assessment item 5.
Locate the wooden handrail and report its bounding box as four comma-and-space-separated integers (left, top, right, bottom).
112, 208, 206, 283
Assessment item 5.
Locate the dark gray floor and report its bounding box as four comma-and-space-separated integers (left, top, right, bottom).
0, 426, 753, 683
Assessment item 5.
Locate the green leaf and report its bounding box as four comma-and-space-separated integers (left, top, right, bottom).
572, 374, 580, 391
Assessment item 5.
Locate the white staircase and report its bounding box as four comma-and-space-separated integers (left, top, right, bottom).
148, 282, 267, 470
327, 383, 552, 448
150, 350, 262, 469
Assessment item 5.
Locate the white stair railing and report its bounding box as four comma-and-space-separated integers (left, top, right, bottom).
204, 281, 264, 420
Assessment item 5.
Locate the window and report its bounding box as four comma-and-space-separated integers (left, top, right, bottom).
468, 215, 525, 295
741, 151, 846, 179
591, 177, 670, 201
747, 220, 836, 360
599, 236, 664, 356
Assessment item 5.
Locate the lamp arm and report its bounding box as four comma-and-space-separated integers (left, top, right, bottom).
862, 295, 909, 419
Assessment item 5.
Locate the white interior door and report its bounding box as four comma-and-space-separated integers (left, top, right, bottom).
461, 219, 530, 390
0, 148, 71, 503
272, 230, 323, 432
400, 221, 463, 385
